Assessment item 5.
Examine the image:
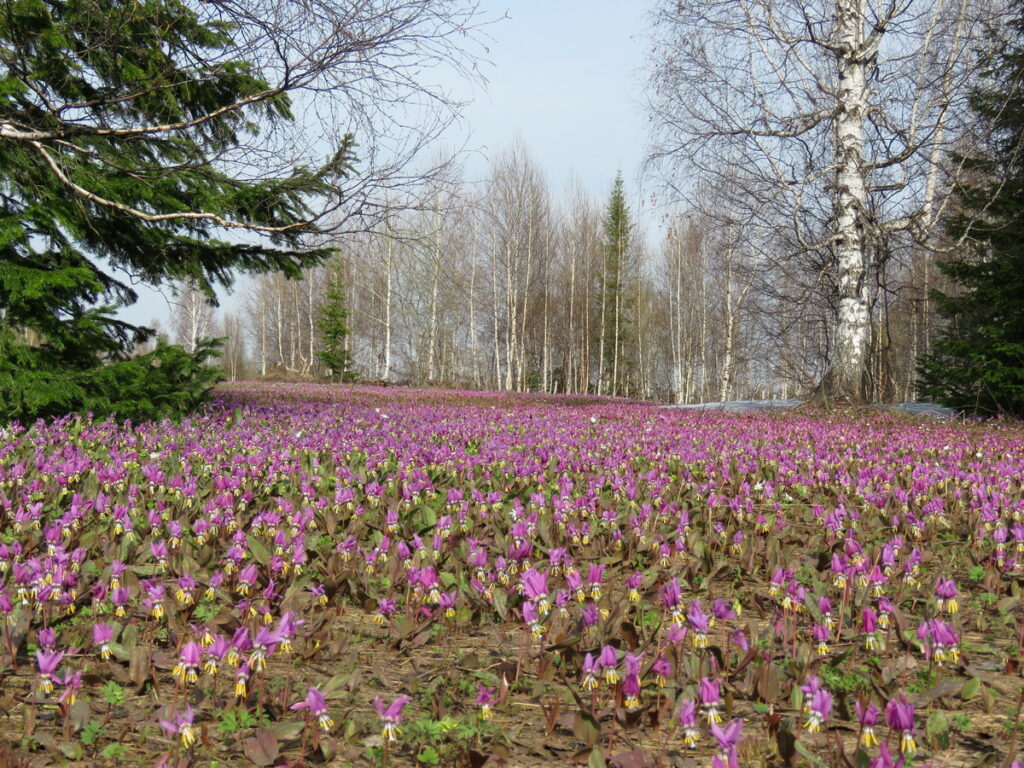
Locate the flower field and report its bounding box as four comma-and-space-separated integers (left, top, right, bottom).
1, 383, 1023, 768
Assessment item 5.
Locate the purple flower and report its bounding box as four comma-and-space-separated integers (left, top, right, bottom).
38, 627, 56, 649
35, 649, 64, 693
678, 699, 699, 748
521, 569, 549, 612
652, 655, 671, 687
710, 718, 743, 762
93, 623, 114, 659
580, 652, 599, 691
856, 700, 879, 747
598, 645, 619, 685
476, 684, 495, 720
804, 688, 832, 733
587, 563, 605, 598
661, 578, 682, 622
935, 577, 959, 613
712, 598, 736, 620
687, 600, 711, 648
700, 676, 722, 724
885, 692, 916, 754
374, 694, 409, 741
291, 686, 333, 729
626, 571, 643, 602
622, 653, 643, 707
159, 706, 197, 749
172, 641, 202, 685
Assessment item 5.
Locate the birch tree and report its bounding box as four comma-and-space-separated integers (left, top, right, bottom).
646, 0, 1002, 401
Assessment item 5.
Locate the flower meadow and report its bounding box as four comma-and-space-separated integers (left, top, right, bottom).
2, 383, 1024, 768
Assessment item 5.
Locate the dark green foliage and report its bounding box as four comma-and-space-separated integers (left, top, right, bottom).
917, 5, 1024, 417
316, 266, 357, 382
0, 0, 354, 422
598, 172, 634, 395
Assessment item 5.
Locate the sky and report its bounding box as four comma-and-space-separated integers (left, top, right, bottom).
458, 1, 653, 200
122, 0, 656, 330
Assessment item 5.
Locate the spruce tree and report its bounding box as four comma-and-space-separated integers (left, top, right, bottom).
0, 0, 353, 422
316, 266, 357, 382
917, 7, 1024, 417
598, 172, 633, 396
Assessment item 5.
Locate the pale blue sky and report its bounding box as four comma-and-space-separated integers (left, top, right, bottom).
459, 1, 652, 196
123, 0, 656, 329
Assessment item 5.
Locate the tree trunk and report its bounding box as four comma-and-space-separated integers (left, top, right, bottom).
822, 0, 873, 402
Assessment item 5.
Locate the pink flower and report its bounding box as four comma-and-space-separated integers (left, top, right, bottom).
291, 686, 333, 730
374, 694, 409, 741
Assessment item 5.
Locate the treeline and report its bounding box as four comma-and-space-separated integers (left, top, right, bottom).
178, 141, 949, 403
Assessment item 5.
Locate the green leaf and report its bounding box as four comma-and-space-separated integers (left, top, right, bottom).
960, 676, 981, 700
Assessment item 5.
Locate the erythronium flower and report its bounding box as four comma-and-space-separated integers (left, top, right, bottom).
678, 698, 699, 748
374, 695, 409, 742
710, 719, 743, 766
652, 655, 671, 688
935, 577, 959, 614
885, 692, 916, 755
731, 629, 749, 652
580, 653, 599, 691
374, 597, 396, 625
566, 569, 585, 602
712, 598, 736, 620
476, 684, 494, 720
622, 653, 643, 708
92, 623, 114, 660
804, 688, 832, 733
626, 571, 643, 603
59, 670, 82, 705
159, 707, 197, 749
687, 600, 711, 648
661, 578, 683, 623
700, 676, 723, 724
856, 700, 879, 748
598, 645, 619, 685
818, 596, 833, 628
812, 623, 830, 655
861, 607, 879, 651
587, 563, 605, 599
275, 611, 303, 653
521, 569, 550, 614
522, 600, 545, 638
235, 662, 251, 698
205, 636, 230, 675
291, 686, 333, 730
249, 626, 278, 672
35, 649, 64, 693
172, 641, 202, 685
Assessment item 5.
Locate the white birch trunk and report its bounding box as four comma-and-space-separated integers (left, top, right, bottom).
825, 0, 873, 401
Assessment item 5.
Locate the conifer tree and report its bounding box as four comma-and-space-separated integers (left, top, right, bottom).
917, 6, 1024, 417
317, 266, 357, 382
0, 0, 477, 422
598, 173, 634, 396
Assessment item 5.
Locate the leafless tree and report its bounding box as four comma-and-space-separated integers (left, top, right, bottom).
1, 0, 488, 245
646, 0, 1004, 401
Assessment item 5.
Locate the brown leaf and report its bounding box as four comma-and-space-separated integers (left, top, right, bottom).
573, 710, 601, 748
128, 647, 149, 687
609, 749, 655, 768
242, 729, 280, 767
775, 726, 796, 767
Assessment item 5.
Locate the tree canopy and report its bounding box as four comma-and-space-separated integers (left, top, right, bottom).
0, 0, 478, 422
917, 4, 1024, 418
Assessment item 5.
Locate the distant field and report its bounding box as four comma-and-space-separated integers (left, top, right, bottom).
0, 382, 1021, 767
